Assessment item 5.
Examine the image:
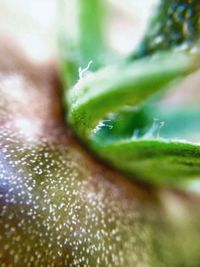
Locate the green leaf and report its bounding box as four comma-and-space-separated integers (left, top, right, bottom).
96, 139, 200, 186
59, 0, 110, 87
67, 51, 199, 140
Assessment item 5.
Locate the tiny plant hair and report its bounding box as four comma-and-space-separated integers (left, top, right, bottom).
60, 0, 200, 186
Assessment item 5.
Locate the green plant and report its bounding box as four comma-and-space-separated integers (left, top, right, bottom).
1, 1, 200, 267
60, 0, 200, 186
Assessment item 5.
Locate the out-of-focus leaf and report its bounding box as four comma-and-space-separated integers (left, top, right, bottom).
131, 0, 200, 59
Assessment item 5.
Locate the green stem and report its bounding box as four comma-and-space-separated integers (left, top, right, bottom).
59, 0, 106, 87
79, 0, 106, 71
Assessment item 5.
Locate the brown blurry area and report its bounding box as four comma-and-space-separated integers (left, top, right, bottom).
0, 34, 64, 142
